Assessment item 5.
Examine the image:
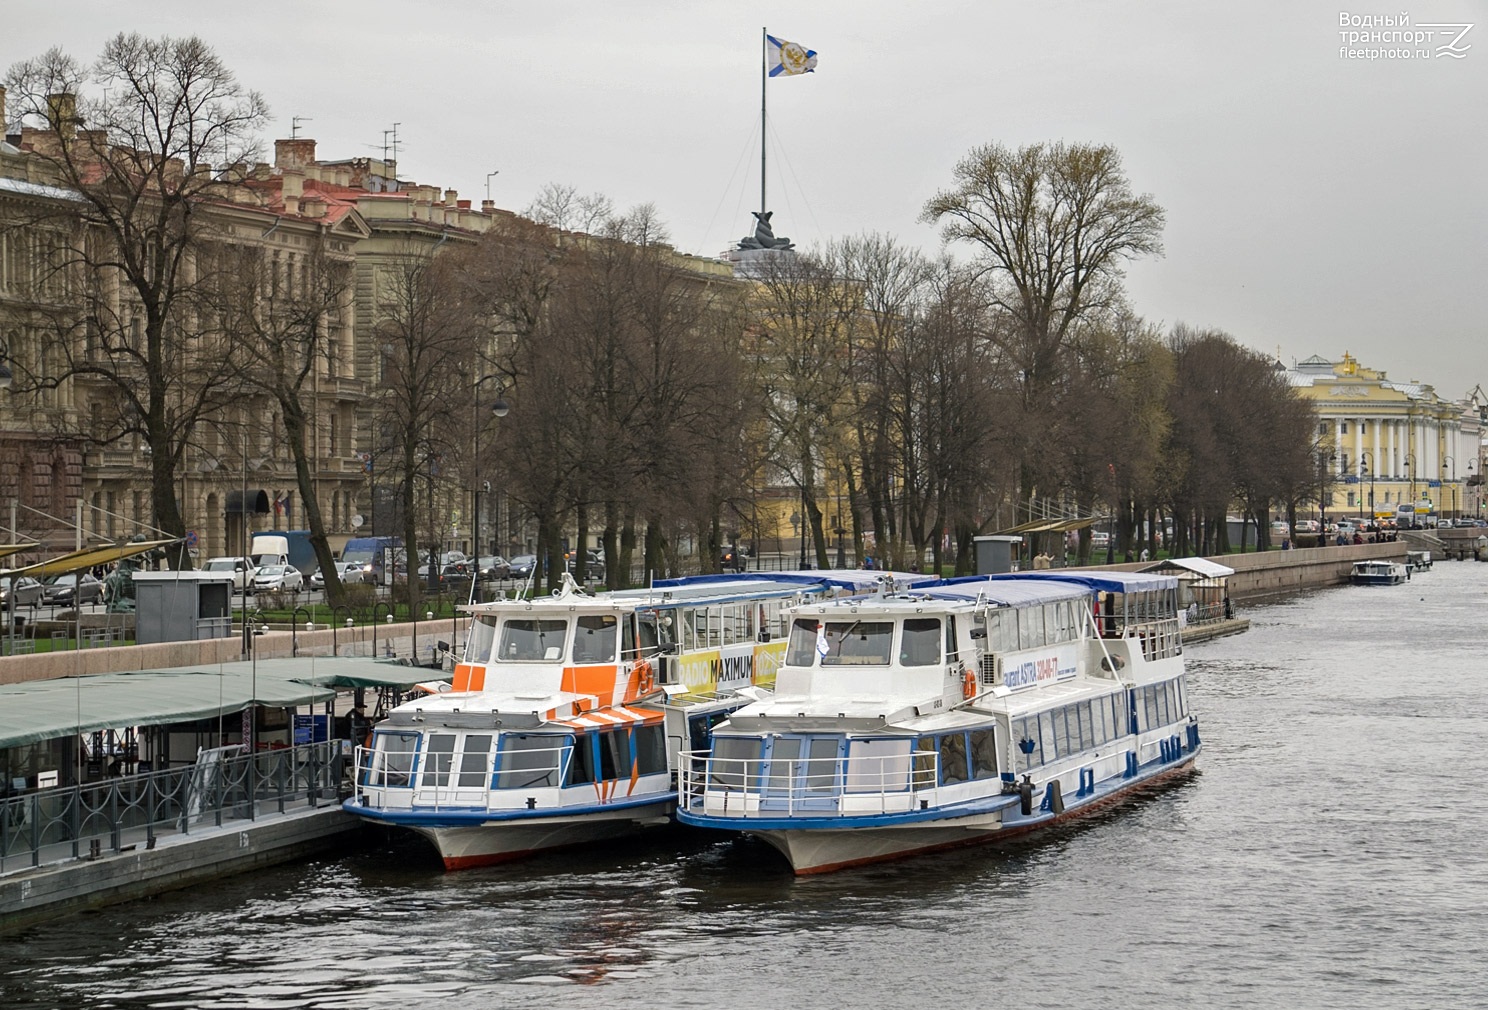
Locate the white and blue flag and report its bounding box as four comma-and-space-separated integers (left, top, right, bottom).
816, 622, 830, 657
768, 34, 818, 77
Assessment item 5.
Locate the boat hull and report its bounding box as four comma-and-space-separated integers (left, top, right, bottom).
748, 754, 1198, 875
359, 799, 675, 871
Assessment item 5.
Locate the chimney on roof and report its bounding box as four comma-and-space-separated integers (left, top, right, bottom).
481, 199, 494, 213
282, 169, 303, 215
444, 189, 458, 206
0, 87, 7, 136
46, 92, 79, 139
457, 200, 471, 210
274, 137, 317, 170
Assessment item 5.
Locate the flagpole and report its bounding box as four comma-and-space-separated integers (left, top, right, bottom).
760, 26, 767, 218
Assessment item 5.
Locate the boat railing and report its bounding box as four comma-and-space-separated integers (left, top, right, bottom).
353, 740, 570, 811
678, 749, 941, 818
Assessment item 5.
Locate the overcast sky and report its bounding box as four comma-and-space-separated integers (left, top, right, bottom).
7, 1, 1485, 394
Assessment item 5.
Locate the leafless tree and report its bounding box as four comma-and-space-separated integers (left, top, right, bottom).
4, 34, 269, 557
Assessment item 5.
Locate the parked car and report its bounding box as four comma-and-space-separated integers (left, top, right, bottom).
1269, 521, 1291, 539
1293, 519, 1321, 535
202, 556, 256, 591
252, 564, 304, 594
0, 576, 44, 608
309, 561, 363, 590
565, 549, 605, 580
42, 572, 105, 606
476, 555, 510, 581
508, 554, 538, 580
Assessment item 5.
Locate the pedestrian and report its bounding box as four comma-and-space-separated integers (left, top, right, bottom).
348, 705, 369, 747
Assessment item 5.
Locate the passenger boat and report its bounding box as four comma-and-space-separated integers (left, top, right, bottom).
345, 570, 931, 869
1350, 560, 1408, 585
675, 571, 1199, 874
1405, 550, 1432, 573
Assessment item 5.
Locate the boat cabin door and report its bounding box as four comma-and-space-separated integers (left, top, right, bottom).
762, 734, 845, 811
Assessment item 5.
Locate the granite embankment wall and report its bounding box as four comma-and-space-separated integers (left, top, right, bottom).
1076, 540, 1408, 603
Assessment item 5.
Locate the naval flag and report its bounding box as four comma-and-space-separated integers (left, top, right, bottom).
768, 34, 818, 77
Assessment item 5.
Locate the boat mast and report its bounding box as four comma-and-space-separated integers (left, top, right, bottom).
760, 26, 767, 218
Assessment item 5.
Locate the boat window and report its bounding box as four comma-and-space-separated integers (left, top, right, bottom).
1012, 718, 1040, 772
710, 736, 762, 789
573, 614, 618, 664
913, 738, 938, 788
623, 614, 662, 659
804, 738, 841, 795
495, 734, 561, 789
1077, 702, 1095, 751
565, 734, 595, 786
1019, 607, 1045, 650
423, 734, 456, 788
1144, 686, 1160, 732
498, 618, 569, 662
767, 737, 802, 792
465, 616, 497, 664
945, 616, 960, 662
1092, 697, 1110, 746
939, 733, 969, 785
456, 734, 493, 787
688, 710, 729, 752
635, 724, 667, 776
1174, 677, 1186, 718
786, 619, 822, 666
598, 729, 632, 780
1039, 711, 1059, 763
1156, 682, 1172, 726
820, 621, 893, 666
969, 729, 998, 780
370, 731, 420, 788
899, 618, 941, 666
846, 738, 911, 793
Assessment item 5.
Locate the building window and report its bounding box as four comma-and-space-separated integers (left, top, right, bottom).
1340, 421, 1350, 434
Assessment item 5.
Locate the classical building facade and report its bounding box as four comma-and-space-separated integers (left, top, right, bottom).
1289, 353, 1483, 519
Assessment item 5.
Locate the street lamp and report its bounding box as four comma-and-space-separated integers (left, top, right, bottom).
1358, 450, 1374, 523
1442, 455, 1455, 517
470, 373, 508, 603
1404, 451, 1417, 507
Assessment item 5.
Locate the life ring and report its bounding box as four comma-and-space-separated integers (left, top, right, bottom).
635, 660, 655, 694
962, 667, 977, 700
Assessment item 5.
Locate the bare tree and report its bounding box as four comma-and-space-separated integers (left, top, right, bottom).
923, 142, 1165, 504
4, 34, 268, 556
216, 241, 356, 603
375, 248, 479, 606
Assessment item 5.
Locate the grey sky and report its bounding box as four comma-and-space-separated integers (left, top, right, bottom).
8, 1, 1485, 393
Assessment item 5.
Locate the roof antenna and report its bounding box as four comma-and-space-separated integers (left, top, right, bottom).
291, 116, 312, 139
382, 123, 401, 165
486, 170, 500, 201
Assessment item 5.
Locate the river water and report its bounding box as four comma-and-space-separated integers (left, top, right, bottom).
4, 561, 1487, 1009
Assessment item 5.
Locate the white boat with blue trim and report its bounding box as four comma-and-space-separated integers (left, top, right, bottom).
676, 571, 1199, 874
345, 570, 933, 869
1351, 560, 1408, 585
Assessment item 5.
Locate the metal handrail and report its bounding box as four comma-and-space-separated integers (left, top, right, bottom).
679, 749, 941, 818
0, 741, 344, 873
354, 741, 572, 813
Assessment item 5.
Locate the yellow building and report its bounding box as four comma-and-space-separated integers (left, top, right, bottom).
1289, 353, 1483, 519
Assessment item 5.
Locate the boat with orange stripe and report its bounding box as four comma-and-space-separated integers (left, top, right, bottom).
344, 570, 934, 869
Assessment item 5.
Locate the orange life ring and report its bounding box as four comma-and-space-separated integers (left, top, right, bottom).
635, 660, 655, 695
962, 667, 977, 699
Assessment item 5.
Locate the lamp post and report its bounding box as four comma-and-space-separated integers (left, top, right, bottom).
1317, 450, 1335, 527
1470, 459, 1479, 517
1442, 455, 1455, 517
470, 374, 509, 604
1358, 451, 1374, 523
1404, 451, 1417, 509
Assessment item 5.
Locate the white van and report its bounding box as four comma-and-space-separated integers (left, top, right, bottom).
202, 556, 256, 592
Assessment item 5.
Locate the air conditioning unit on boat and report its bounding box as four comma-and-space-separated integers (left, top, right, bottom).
979, 655, 1000, 686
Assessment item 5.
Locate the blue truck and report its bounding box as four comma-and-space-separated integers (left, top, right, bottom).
250, 530, 319, 578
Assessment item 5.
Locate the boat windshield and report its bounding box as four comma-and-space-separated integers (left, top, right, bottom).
573, 615, 619, 664
497, 618, 569, 662
785, 618, 894, 666
465, 616, 497, 663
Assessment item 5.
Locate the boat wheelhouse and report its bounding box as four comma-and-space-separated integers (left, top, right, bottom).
676, 572, 1199, 874
345, 571, 933, 869
1350, 560, 1408, 585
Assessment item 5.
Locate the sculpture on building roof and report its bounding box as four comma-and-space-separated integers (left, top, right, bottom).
738, 210, 794, 251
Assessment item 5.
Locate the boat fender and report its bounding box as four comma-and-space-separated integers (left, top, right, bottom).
1048, 778, 1064, 815
1018, 776, 1034, 816
962, 668, 977, 700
